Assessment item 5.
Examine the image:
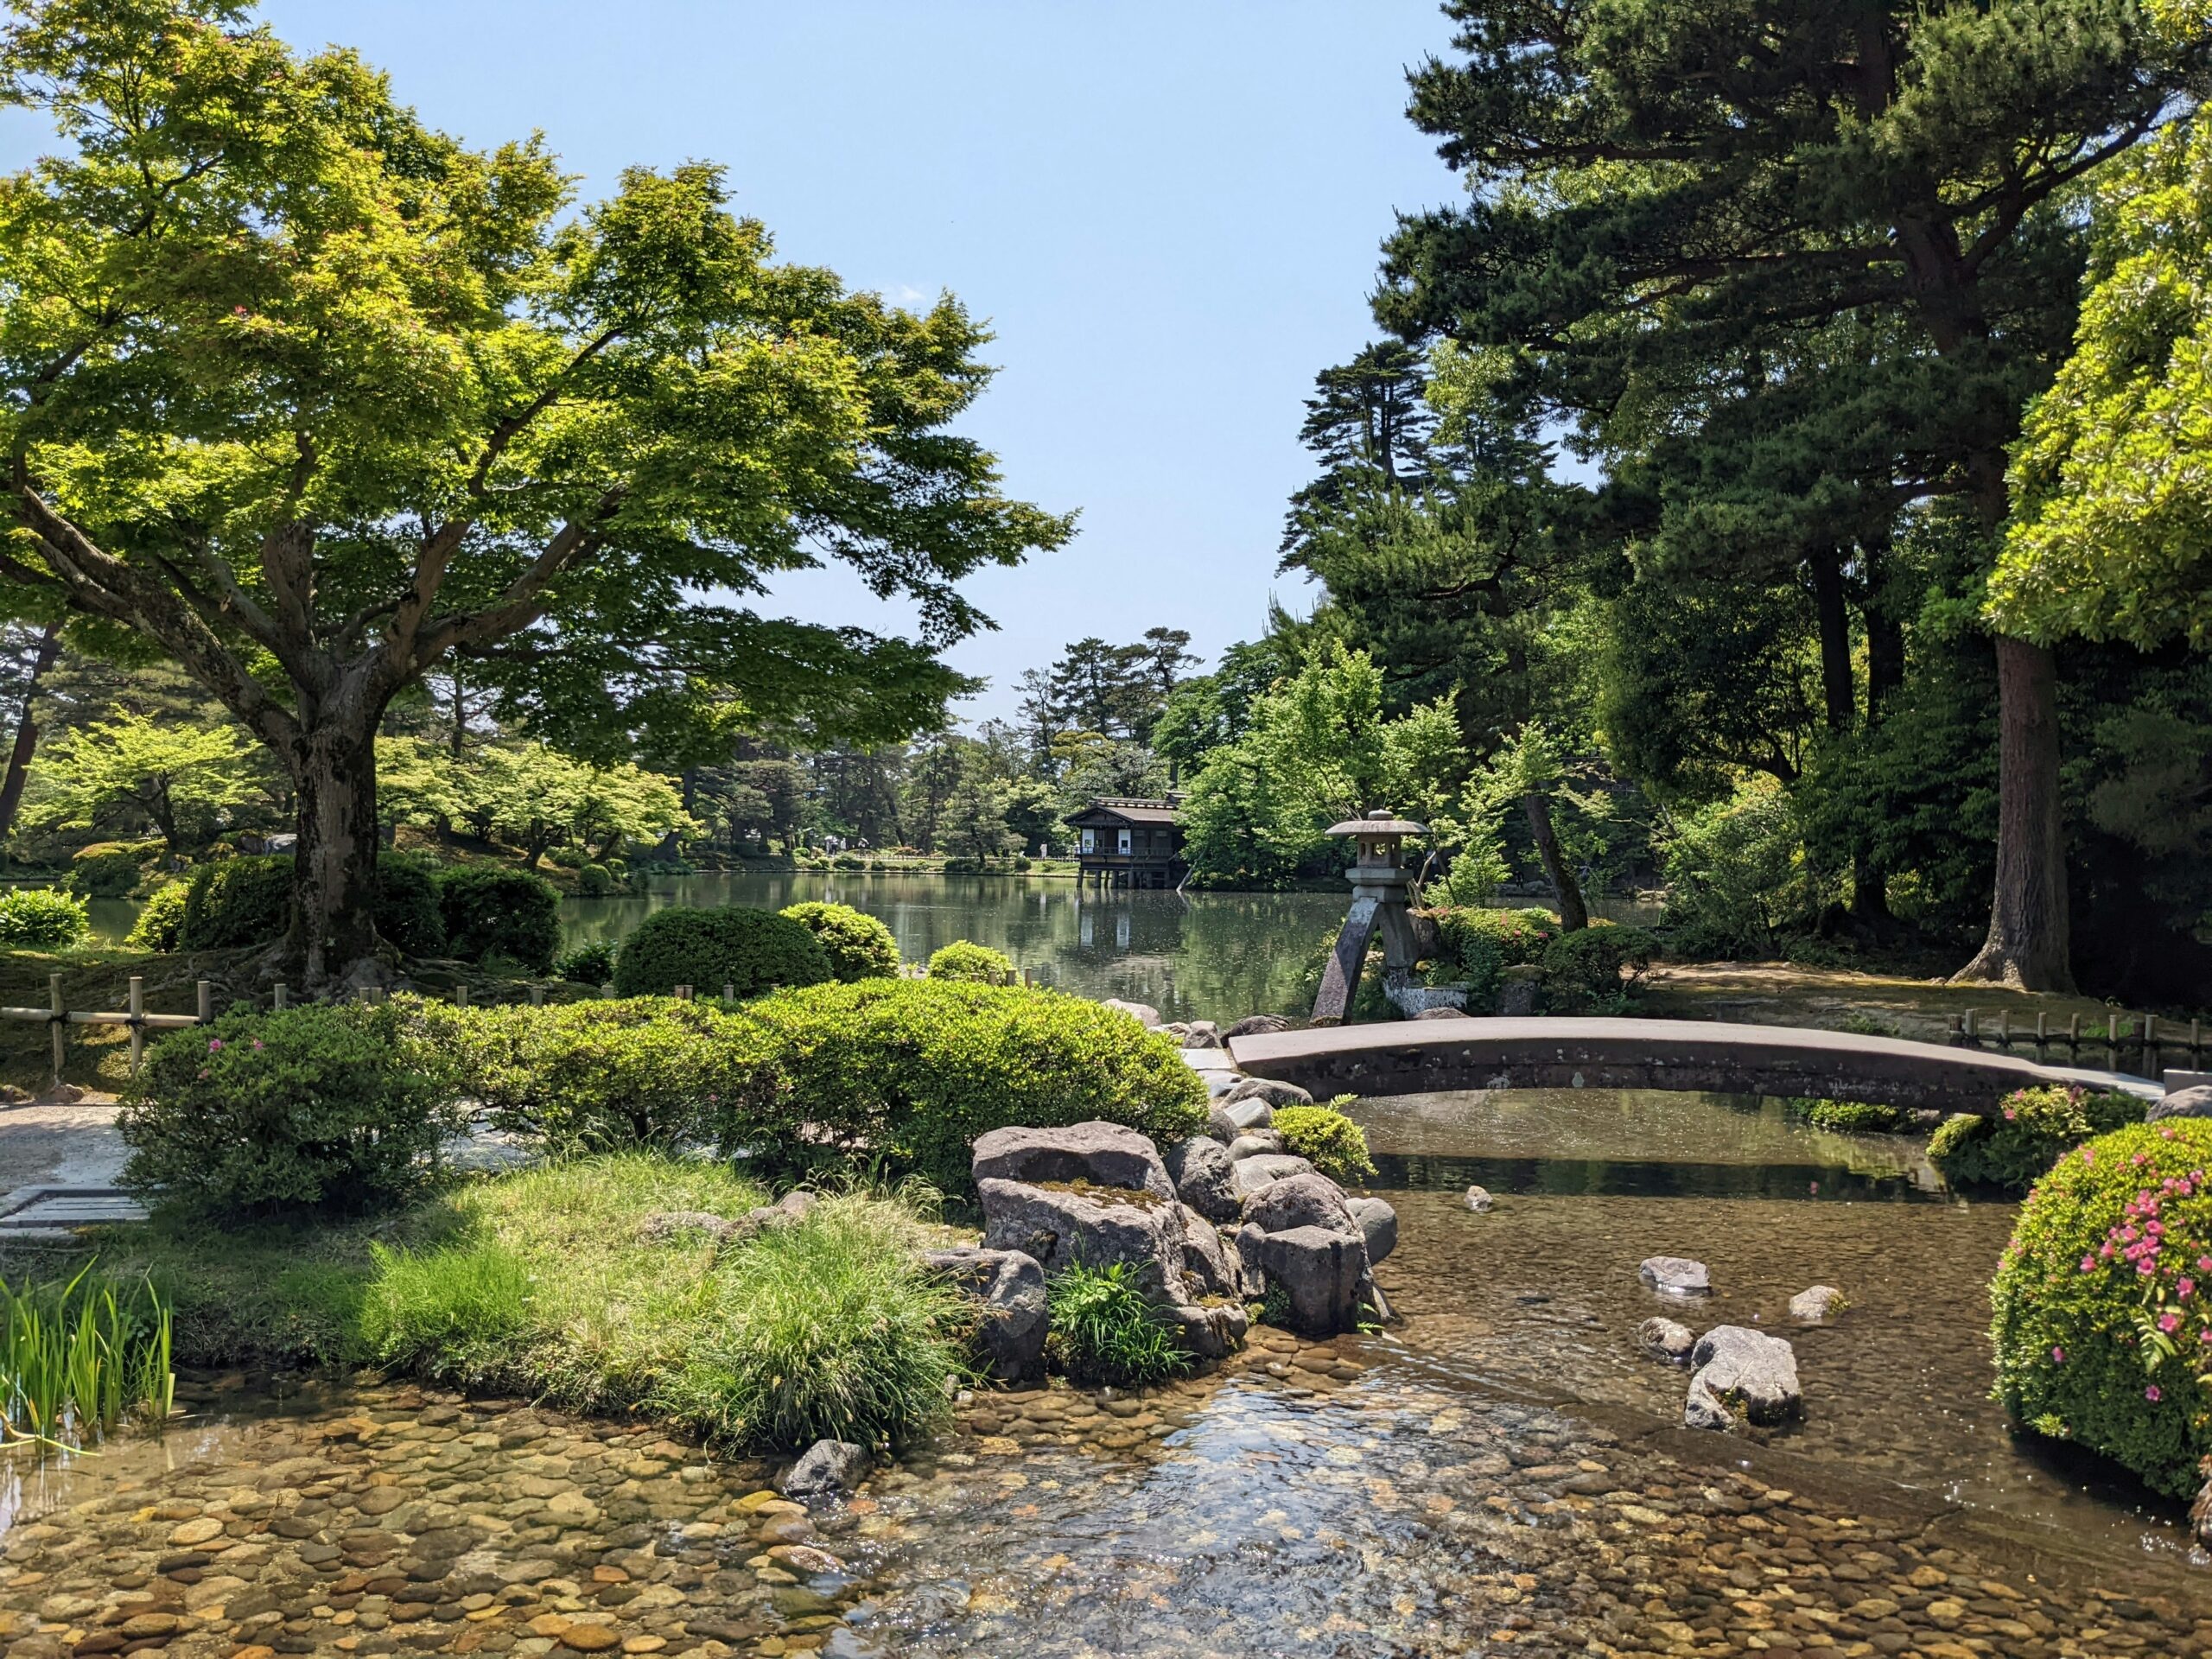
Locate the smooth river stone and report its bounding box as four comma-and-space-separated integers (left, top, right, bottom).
1638, 1255, 1712, 1297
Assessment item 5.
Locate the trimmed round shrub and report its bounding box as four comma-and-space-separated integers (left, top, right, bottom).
1992, 1119, 2212, 1499
611, 906, 831, 999
432, 996, 747, 1152
553, 938, 618, 985
126, 880, 189, 951
576, 862, 617, 896
1539, 924, 1660, 1009
712, 979, 1209, 1197
926, 939, 1014, 984
68, 841, 162, 898
0, 886, 90, 947
176, 855, 293, 950
780, 901, 899, 982
1930, 1085, 2145, 1193
1274, 1102, 1377, 1185
373, 854, 447, 957
1433, 906, 1559, 969
118, 999, 468, 1215
440, 864, 561, 971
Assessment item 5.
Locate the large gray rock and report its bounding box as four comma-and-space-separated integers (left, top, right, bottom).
742, 1188, 821, 1233
922, 1247, 1047, 1384
779, 1439, 871, 1497
1230, 1153, 1317, 1200
1242, 1171, 1356, 1236
970, 1121, 1173, 1201
1224, 1076, 1313, 1109
1164, 1135, 1238, 1223
1414, 1006, 1472, 1020
1639, 1255, 1713, 1298
636, 1209, 755, 1246
1637, 1317, 1694, 1363
1226, 1130, 1287, 1160
1177, 1205, 1242, 1298
1788, 1285, 1847, 1323
1345, 1196, 1397, 1267
978, 1176, 1186, 1298
1684, 1325, 1803, 1431
1232, 1223, 1269, 1299
1163, 1020, 1224, 1050
1160, 1298, 1249, 1361
1221, 1096, 1276, 1134
2150, 1085, 2212, 1122
1496, 967, 1543, 1017
1223, 1014, 1291, 1039
1099, 997, 1164, 1028
1252, 1226, 1369, 1335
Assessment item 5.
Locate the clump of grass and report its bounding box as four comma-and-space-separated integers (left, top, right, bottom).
1046, 1260, 1191, 1388
667, 1191, 970, 1449
0, 1265, 173, 1449
359, 1236, 537, 1387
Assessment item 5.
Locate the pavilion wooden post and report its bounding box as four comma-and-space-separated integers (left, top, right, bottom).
1311, 810, 1427, 1027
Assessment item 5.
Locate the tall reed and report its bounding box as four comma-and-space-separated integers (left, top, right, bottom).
0, 1265, 173, 1450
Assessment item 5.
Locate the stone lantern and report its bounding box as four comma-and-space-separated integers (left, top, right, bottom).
1310, 809, 1428, 1026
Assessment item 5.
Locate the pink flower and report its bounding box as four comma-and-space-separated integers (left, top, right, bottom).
2182, 1278, 2197, 1299
2199, 1256, 2212, 1274
2146, 1385, 2164, 1402
251, 1039, 264, 1051
2160, 1313, 2182, 1334
2004, 1108, 2017, 1121
207, 1037, 224, 1052
2081, 1255, 2098, 1273
2139, 1260, 2158, 1276
2051, 1346, 2066, 1363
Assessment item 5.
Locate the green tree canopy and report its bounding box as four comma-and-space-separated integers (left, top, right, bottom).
0, 0, 1068, 978
25, 710, 261, 852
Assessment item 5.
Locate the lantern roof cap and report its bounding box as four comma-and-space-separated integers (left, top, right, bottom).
1325, 809, 1427, 838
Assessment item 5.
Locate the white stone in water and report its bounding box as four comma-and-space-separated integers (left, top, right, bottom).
1789, 1285, 1847, 1321
1465, 1185, 1494, 1212
1683, 1325, 1802, 1430
1637, 1317, 1695, 1363
1639, 1255, 1712, 1297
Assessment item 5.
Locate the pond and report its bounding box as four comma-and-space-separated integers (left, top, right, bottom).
92, 872, 1652, 1026
3, 1087, 2209, 1656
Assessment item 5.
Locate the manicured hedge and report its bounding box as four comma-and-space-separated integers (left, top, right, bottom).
711, 979, 1208, 1196
780, 901, 899, 982
925, 939, 1014, 984
1930, 1085, 2145, 1193
119, 1000, 467, 1214
1274, 1103, 1376, 1185
0, 886, 90, 947
610, 906, 831, 999
374, 854, 448, 957
68, 841, 162, 898
438, 864, 561, 971
127, 880, 188, 950
1538, 924, 1660, 1008
177, 855, 294, 950
1992, 1120, 2212, 1499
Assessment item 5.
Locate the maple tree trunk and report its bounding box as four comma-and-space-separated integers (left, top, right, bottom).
287, 717, 385, 985
0, 622, 62, 850
1522, 789, 1588, 931
1953, 635, 2074, 990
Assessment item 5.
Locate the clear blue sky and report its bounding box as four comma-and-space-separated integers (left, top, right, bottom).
16, 2, 1462, 724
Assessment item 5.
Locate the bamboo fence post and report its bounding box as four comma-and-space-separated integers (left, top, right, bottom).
454, 985, 470, 1008
602, 982, 618, 999
197, 980, 213, 1026
529, 984, 544, 1007
47, 972, 63, 1088
2107, 1012, 2119, 1071
127, 975, 144, 1077
273, 983, 288, 1010
2145, 1014, 2158, 1080
1962, 1009, 1977, 1045
2035, 1012, 2047, 1062
722, 982, 734, 1005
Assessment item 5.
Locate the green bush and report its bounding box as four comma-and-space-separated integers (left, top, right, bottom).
126, 880, 189, 951
1657, 781, 1813, 958
118, 1000, 468, 1215
1929, 1085, 2145, 1193
1784, 1096, 1909, 1133
553, 938, 618, 985
436, 864, 561, 970
926, 939, 1014, 983
0, 886, 90, 948
780, 901, 899, 982
176, 855, 294, 950
1274, 1103, 1376, 1185
68, 841, 162, 898
711, 979, 1209, 1197
1539, 924, 1661, 1009
435, 996, 748, 1152
611, 906, 831, 999
1431, 907, 1559, 1001
575, 862, 617, 897
1046, 1260, 1191, 1386
1991, 1120, 2212, 1499
830, 853, 864, 870
373, 854, 447, 957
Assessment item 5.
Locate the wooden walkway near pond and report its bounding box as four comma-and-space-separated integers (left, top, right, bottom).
1225, 1017, 2164, 1116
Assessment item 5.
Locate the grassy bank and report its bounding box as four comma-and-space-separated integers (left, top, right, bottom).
37, 1154, 973, 1451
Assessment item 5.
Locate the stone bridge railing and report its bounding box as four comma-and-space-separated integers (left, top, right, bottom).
1225, 1016, 2164, 1116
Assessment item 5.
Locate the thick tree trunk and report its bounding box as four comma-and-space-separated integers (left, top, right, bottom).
288, 720, 385, 986
1953, 636, 2074, 990
1522, 789, 1588, 931
1807, 550, 1854, 734
0, 622, 62, 852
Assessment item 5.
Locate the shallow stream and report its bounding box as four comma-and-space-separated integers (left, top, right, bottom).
4, 1088, 2209, 1657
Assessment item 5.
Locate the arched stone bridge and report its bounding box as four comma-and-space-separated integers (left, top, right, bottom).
1224, 1017, 2162, 1116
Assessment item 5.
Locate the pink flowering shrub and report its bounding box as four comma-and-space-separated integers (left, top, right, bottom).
1991, 1119, 2212, 1498
1929, 1084, 2144, 1193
